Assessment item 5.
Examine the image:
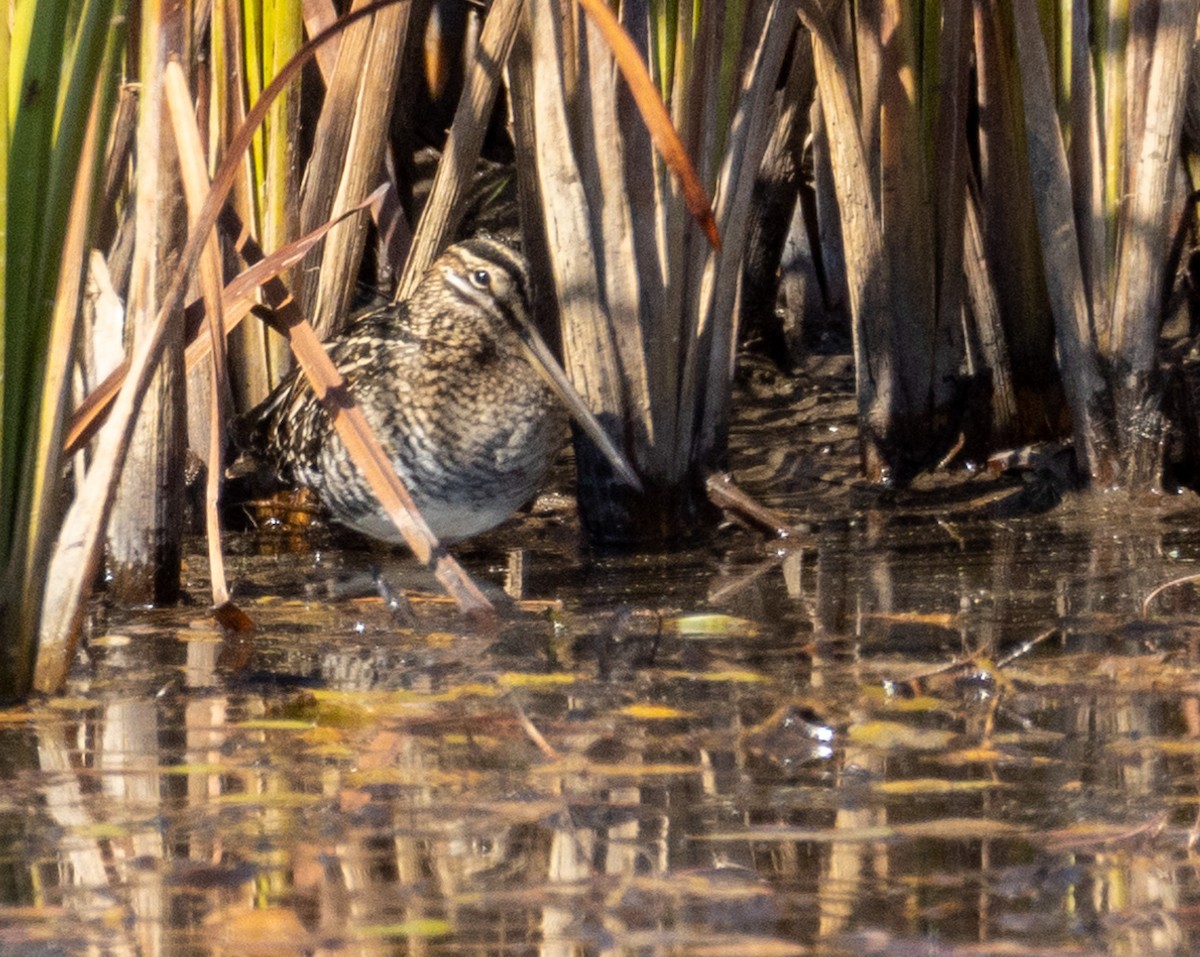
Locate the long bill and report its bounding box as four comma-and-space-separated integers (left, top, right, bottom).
512, 317, 644, 494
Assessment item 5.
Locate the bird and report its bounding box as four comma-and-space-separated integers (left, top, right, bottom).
238, 237, 573, 544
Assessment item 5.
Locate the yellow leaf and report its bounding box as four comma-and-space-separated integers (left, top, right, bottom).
621, 704, 694, 719
657, 669, 768, 684
89, 633, 131, 647
847, 721, 955, 750
875, 778, 1006, 795
684, 939, 807, 956
591, 762, 702, 776
696, 826, 896, 843
301, 726, 346, 745
894, 817, 1020, 839
862, 611, 958, 628
45, 697, 101, 712
358, 918, 453, 938
666, 614, 759, 638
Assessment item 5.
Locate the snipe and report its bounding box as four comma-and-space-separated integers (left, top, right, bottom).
240, 237, 570, 543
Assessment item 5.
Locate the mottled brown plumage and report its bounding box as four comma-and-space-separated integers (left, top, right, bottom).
242, 238, 567, 542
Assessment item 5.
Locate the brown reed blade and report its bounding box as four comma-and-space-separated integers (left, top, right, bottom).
62, 187, 386, 456
573, 0, 720, 250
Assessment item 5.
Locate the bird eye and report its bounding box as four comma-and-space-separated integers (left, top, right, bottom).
470, 268, 491, 289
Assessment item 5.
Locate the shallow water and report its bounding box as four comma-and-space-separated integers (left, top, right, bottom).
6, 368, 1200, 956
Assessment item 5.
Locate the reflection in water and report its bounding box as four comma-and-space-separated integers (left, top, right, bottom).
2, 500, 1200, 955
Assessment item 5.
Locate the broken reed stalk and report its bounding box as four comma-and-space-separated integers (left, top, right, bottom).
961, 178, 1020, 446
687, 0, 794, 472
36, 0, 492, 694
1012, 0, 1115, 483
213, 0, 304, 412
1067, 0, 1110, 343
972, 0, 1062, 442
1008, 0, 1198, 491
303, 0, 412, 293
299, 0, 410, 339
796, 1, 895, 479
928, 0, 973, 442
795, 2, 986, 478
104, 0, 189, 606
1106, 0, 1198, 489
523, 0, 628, 509
166, 61, 233, 607
395, 0, 526, 301
574, 0, 718, 248
877, 0, 938, 434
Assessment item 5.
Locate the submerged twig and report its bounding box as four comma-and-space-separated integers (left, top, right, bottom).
1142, 574, 1200, 617
512, 700, 561, 759
705, 472, 796, 538
994, 627, 1060, 669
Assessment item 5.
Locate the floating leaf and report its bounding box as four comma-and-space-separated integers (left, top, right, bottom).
426, 683, 505, 702
660, 669, 769, 684
848, 721, 956, 751
347, 767, 482, 787
45, 698, 101, 712
621, 704, 694, 720
666, 614, 759, 638
310, 685, 500, 714
893, 817, 1021, 840
161, 763, 237, 775
875, 778, 1008, 795
696, 826, 897, 843
358, 918, 453, 938
937, 747, 1056, 768
1109, 737, 1200, 756
699, 818, 1021, 843
88, 633, 131, 647
862, 611, 959, 628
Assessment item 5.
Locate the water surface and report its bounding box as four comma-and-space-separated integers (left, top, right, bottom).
4, 369, 1200, 956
